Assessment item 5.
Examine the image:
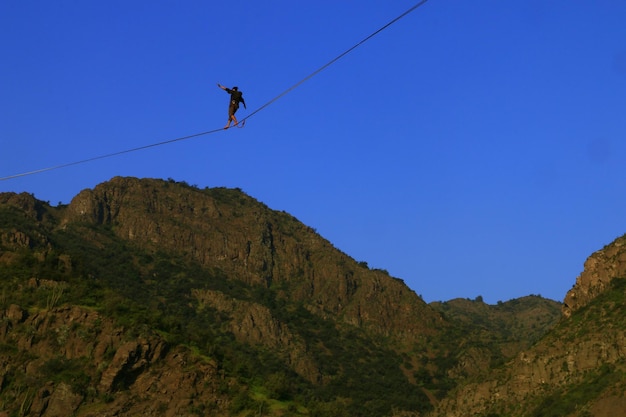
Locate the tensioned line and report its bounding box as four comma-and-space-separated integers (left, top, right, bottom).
1, 0, 430, 181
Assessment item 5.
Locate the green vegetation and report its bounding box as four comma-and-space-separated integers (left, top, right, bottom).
529, 363, 624, 417
40, 356, 92, 395
565, 277, 626, 333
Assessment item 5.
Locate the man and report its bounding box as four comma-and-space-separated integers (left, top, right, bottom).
217, 83, 246, 129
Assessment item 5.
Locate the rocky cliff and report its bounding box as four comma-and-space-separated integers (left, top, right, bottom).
62, 177, 444, 342
563, 234, 626, 317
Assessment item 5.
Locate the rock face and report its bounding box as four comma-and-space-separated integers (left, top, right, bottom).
563, 234, 626, 317
62, 177, 443, 342
0, 305, 227, 416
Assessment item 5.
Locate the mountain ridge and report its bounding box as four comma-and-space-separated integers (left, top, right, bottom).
1, 177, 449, 415
1, 176, 622, 416
61, 176, 445, 342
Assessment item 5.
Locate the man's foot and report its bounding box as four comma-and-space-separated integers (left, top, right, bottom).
224, 125, 230, 130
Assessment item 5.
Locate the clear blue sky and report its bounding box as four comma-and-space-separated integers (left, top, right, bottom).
2, 1, 626, 304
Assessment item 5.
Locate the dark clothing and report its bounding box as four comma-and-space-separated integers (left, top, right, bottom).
225, 88, 245, 116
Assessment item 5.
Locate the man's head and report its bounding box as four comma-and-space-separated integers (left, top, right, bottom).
232, 86, 238, 91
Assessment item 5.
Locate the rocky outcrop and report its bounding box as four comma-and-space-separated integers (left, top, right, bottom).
63, 177, 444, 344
0, 305, 228, 416
0, 191, 43, 220
193, 289, 323, 384
98, 338, 168, 392
563, 234, 626, 317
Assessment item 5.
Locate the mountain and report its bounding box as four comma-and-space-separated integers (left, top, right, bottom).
430, 237, 626, 417
1, 176, 620, 417
0, 177, 447, 416
430, 295, 562, 379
